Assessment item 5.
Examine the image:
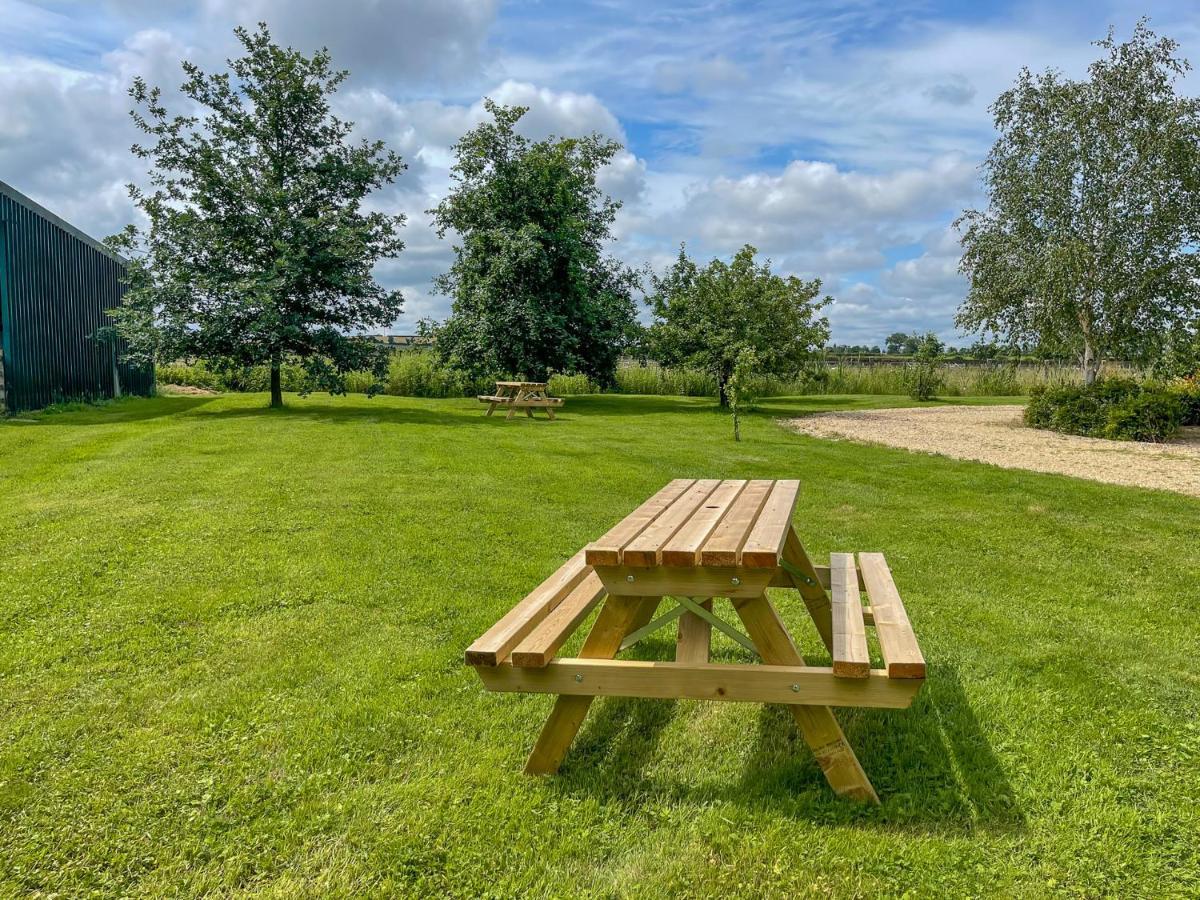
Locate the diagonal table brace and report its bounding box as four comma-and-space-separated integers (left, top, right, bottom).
619, 602, 687, 650
619, 596, 758, 655
780, 557, 818, 588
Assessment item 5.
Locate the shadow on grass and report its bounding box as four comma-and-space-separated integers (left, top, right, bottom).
561, 395, 722, 416
186, 403, 497, 428
549, 663, 1023, 834
5, 395, 218, 425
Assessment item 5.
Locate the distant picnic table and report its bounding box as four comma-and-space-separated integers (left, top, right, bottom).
466, 478, 927, 803
478, 381, 563, 420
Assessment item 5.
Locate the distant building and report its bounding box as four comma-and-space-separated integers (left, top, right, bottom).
368, 334, 436, 351
0, 180, 153, 412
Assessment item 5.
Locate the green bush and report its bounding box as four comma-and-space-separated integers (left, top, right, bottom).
1103, 392, 1183, 442
902, 359, 944, 401
1168, 377, 1200, 425
1026, 378, 1182, 442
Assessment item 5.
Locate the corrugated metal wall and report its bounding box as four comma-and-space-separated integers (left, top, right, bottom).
0, 180, 153, 412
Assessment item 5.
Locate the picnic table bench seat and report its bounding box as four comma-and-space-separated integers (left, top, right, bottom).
476, 395, 564, 406
465, 479, 927, 803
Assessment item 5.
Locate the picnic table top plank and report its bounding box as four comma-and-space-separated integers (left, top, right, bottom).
698, 480, 775, 568
660, 480, 748, 566
585, 479, 696, 566
495, 380, 549, 389
740, 480, 801, 567
621, 479, 723, 566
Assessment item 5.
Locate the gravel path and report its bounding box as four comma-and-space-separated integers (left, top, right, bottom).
786, 404, 1200, 498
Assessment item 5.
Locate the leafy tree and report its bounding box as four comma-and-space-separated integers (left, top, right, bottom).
107, 24, 406, 408
646, 244, 831, 406
956, 20, 1200, 384
885, 332, 918, 355
428, 101, 638, 385
903, 332, 945, 401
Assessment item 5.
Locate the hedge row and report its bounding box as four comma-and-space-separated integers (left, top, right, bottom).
1025, 377, 1200, 442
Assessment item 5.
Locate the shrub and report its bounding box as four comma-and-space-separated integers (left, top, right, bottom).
1103, 392, 1183, 442
902, 359, 943, 401
1026, 378, 1182, 441
1169, 377, 1200, 425
1049, 393, 1107, 435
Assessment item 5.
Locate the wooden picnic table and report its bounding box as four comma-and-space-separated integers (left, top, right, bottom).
478, 381, 564, 420
466, 479, 927, 803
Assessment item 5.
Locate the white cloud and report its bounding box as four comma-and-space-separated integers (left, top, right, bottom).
666, 155, 974, 255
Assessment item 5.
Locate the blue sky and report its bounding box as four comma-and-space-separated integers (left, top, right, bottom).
2, 1, 1198, 345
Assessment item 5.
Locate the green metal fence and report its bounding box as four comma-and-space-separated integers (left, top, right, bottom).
0, 180, 152, 412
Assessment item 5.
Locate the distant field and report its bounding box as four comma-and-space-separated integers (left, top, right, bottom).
1, 393, 1196, 896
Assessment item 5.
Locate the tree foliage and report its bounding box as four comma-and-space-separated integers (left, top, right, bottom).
427, 101, 639, 385
646, 244, 831, 406
107, 24, 406, 407
956, 20, 1200, 383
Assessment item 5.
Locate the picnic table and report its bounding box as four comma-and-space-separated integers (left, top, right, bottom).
466, 479, 926, 803
478, 381, 564, 420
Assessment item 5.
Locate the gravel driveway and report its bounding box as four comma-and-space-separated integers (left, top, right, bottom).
786, 404, 1200, 498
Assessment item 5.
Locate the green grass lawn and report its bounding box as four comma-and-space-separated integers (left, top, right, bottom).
1, 392, 1197, 898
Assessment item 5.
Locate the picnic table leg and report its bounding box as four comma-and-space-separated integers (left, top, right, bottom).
675, 599, 712, 664
782, 526, 835, 654
506, 389, 522, 421
733, 594, 879, 804
524, 594, 660, 775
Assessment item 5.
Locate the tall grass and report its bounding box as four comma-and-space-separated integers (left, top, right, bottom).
158, 352, 1129, 399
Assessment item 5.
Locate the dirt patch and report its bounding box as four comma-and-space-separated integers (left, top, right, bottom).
158, 384, 218, 396
785, 404, 1200, 498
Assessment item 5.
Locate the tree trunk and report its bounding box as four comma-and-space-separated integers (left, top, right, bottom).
270, 358, 283, 408
1081, 340, 1100, 386
717, 374, 729, 408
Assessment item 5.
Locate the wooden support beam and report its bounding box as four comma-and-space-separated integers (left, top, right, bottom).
594, 565, 773, 599
477, 658, 921, 708
674, 600, 712, 664
523, 595, 660, 775
772, 565, 866, 591
733, 594, 880, 803
781, 527, 835, 654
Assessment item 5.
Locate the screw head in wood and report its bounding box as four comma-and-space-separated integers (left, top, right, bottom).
575, 674, 584, 683
791, 683, 801, 692
731, 576, 741, 586
626, 574, 634, 582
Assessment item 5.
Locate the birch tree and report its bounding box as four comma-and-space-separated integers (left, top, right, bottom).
956, 21, 1200, 383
